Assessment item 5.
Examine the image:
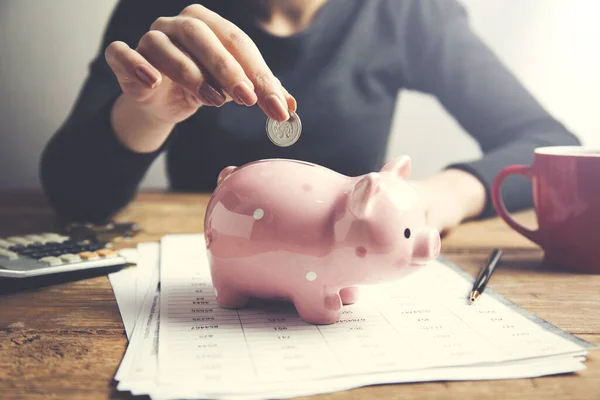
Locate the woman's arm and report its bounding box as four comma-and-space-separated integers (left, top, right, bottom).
41, 0, 295, 224
397, 0, 580, 222
40, 1, 179, 224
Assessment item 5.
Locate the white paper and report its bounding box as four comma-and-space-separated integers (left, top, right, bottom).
108, 266, 138, 340
115, 287, 160, 387
114, 242, 161, 384
114, 286, 587, 400
135, 243, 160, 321
147, 357, 587, 400
110, 244, 160, 340
118, 248, 138, 264
141, 233, 593, 399
115, 283, 587, 400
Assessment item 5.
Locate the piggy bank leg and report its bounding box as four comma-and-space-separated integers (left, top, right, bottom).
211, 275, 249, 309
214, 286, 250, 309
339, 287, 360, 305
291, 290, 342, 325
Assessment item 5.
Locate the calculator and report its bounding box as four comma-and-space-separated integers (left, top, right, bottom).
0, 232, 128, 278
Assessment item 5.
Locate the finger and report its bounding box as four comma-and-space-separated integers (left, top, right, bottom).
104, 41, 162, 101
151, 16, 257, 108
178, 5, 291, 121
137, 30, 226, 107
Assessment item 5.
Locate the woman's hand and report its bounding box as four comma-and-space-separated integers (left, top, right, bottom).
409, 169, 487, 235
104, 4, 296, 152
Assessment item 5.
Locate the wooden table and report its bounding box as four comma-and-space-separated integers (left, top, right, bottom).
1, 191, 598, 399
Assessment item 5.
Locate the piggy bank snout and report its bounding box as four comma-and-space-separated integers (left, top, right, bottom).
411, 228, 441, 264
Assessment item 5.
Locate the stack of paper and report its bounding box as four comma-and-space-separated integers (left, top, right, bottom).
112, 234, 596, 399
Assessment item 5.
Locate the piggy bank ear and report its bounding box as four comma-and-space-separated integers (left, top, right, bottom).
348, 173, 380, 219
217, 166, 237, 185
380, 155, 411, 180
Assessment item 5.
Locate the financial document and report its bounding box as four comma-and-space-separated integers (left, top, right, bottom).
111, 234, 596, 399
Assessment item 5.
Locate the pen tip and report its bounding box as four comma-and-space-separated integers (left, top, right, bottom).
468, 291, 480, 305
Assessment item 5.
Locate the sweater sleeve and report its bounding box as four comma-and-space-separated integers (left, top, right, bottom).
397, 0, 581, 218
39, 1, 182, 224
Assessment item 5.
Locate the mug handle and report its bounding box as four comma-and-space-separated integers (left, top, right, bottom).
491, 165, 541, 245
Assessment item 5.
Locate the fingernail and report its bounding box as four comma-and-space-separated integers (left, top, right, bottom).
199, 83, 226, 107
232, 82, 257, 106
135, 65, 159, 88
265, 94, 289, 121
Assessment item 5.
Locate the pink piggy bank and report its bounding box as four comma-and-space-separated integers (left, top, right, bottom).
203, 156, 441, 324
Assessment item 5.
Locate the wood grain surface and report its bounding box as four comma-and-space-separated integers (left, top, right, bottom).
1, 191, 598, 399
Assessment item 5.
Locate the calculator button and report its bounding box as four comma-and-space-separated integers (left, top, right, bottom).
97, 249, 117, 258
0, 239, 13, 249
41, 232, 60, 237
25, 234, 48, 244
0, 248, 19, 260
41, 232, 61, 238
39, 256, 62, 266
42, 234, 69, 243
60, 254, 82, 263
79, 251, 99, 260
7, 236, 32, 246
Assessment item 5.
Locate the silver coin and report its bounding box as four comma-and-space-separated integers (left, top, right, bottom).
266, 110, 302, 147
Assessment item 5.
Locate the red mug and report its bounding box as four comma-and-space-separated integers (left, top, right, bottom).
492, 146, 600, 273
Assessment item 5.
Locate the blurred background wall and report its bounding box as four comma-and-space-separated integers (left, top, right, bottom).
1, 0, 599, 191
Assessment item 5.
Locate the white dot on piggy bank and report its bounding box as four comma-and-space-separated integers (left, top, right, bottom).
253, 208, 264, 220
305, 271, 317, 281
214, 287, 219, 297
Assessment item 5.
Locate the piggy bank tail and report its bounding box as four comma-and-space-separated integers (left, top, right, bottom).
217, 166, 237, 185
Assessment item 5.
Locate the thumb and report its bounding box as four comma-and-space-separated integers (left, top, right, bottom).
281, 86, 297, 112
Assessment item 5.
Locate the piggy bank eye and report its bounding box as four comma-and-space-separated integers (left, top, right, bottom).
404, 228, 411, 239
